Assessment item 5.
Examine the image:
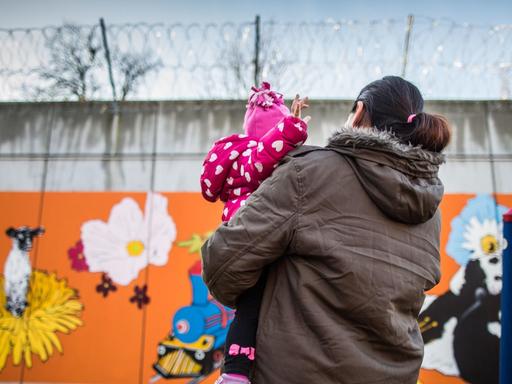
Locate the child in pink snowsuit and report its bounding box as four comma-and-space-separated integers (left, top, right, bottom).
201, 82, 308, 221
200, 82, 309, 384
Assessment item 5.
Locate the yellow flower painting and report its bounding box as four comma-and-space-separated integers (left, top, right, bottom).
0, 270, 83, 369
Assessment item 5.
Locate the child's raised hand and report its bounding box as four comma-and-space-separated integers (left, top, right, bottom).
291, 94, 311, 123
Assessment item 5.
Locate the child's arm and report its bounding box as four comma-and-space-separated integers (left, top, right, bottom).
236, 115, 308, 184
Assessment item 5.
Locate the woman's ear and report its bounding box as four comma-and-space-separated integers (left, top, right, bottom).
352, 101, 367, 127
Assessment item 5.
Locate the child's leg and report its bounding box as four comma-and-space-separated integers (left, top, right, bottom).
223, 272, 267, 377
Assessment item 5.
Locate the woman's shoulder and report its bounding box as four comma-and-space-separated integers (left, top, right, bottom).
285, 145, 345, 166
286, 144, 324, 157
280, 145, 355, 186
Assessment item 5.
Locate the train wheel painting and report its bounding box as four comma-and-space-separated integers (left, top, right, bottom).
152, 257, 234, 383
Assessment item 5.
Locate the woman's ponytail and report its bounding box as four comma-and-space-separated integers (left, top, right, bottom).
354, 76, 452, 153
408, 113, 451, 153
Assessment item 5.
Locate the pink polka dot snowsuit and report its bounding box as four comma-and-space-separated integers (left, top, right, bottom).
200, 115, 308, 222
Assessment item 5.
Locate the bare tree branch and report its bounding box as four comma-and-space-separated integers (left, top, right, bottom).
29, 23, 162, 101
112, 51, 162, 101
34, 24, 102, 101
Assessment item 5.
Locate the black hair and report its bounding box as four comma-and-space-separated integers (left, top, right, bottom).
353, 76, 451, 152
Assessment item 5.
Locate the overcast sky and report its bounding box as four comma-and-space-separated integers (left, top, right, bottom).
1, 0, 510, 100
1, 0, 511, 28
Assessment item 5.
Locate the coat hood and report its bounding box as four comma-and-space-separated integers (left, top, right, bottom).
327, 126, 445, 224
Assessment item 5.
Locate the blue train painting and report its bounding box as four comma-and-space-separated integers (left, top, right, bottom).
152, 260, 235, 383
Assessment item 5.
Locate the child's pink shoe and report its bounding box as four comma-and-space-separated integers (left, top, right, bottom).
214, 373, 251, 384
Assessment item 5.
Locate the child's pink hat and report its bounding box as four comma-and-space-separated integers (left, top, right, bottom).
243, 82, 290, 138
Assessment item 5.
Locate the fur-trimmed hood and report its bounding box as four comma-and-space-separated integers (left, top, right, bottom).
326, 126, 445, 224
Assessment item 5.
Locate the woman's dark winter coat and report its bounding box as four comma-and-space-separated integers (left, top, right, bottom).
201, 126, 445, 384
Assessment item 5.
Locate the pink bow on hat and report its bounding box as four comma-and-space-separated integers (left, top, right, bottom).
243, 82, 290, 138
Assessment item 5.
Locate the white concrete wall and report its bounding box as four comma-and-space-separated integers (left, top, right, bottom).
1, 100, 511, 193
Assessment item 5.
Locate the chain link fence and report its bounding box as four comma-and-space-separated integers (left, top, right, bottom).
0, 15, 511, 101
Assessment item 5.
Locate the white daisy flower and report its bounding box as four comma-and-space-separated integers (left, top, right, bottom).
81, 193, 176, 285
461, 217, 504, 259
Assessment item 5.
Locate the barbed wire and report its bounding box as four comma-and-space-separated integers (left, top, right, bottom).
0, 16, 510, 101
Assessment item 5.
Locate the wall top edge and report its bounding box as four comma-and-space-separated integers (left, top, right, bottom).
1, 99, 511, 107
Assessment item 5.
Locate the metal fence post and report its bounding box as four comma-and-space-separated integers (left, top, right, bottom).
401, 14, 414, 78
99, 18, 121, 159
99, 18, 118, 107
501, 208, 512, 384
254, 14, 261, 86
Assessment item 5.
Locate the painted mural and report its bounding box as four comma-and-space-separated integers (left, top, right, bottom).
419, 194, 508, 384
66, 193, 177, 310
0, 192, 510, 383
0, 226, 83, 370
151, 233, 234, 383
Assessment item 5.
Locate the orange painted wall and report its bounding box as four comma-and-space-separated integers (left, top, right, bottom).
0, 192, 510, 384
